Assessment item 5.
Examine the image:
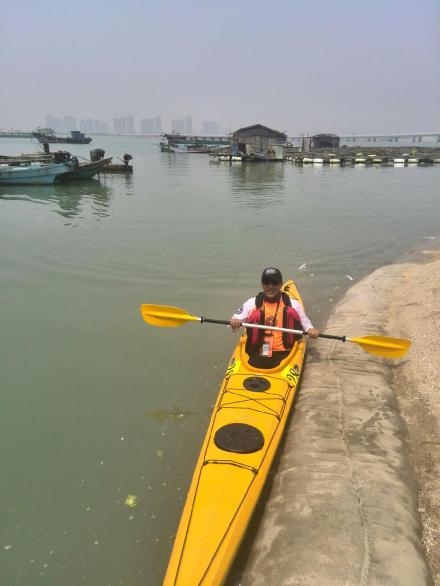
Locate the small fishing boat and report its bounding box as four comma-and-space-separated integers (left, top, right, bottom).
103, 162, 133, 173
0, 161, 75, 185
88, 151, 133, 173
162, 280, 308, 585
58, 157, 113, 181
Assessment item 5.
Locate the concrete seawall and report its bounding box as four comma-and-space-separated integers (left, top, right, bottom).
230, 255, 440, 585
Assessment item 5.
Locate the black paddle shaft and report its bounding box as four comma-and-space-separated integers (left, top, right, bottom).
318, 333, 347, 342
201, 317, 230, 325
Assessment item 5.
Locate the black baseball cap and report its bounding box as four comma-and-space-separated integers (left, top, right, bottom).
261, 267, 283, 285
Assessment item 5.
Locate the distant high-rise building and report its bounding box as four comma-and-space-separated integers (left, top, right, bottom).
126, 115, 135, 134
141, 118, 154, 134
63, 116, 77, 132
184, 116, 192, 134
94, 120, 108, 134
141, 115, 162, 134
44, 115, 63, 133
78, 118, 107, 134
113, 117, 126, 134
85, 119, 94, 134
153, 116, 162, 134
113, 115, 135, 134
202, 121, 219, 135
172, 118, 185, 133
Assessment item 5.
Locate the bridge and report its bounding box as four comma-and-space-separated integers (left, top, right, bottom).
2, 130, 439, 144
0, 131, 34, 138
289, 133, 440, 144
337, 133, 440, 143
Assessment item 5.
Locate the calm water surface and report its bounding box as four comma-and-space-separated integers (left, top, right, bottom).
1, 136, 439, 585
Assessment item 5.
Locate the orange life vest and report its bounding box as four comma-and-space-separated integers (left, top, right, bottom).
245, 292, 302, 353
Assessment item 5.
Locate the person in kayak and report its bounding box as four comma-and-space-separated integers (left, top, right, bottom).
229, 267, 319, 368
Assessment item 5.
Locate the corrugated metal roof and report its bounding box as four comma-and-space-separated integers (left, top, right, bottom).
232, 124, 287, 139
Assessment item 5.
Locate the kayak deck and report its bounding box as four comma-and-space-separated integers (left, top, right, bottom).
163, 280, 307, 585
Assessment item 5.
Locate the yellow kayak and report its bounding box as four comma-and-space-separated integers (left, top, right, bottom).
163, 280, 308, 585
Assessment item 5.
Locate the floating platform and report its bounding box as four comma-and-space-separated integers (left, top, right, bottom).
284, 146, 440, 167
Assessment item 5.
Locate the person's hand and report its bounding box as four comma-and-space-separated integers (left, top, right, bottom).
230, 318, 243, 331
307, 327, 319, 339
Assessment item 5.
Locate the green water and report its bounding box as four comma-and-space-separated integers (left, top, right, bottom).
1, 136, 440, 585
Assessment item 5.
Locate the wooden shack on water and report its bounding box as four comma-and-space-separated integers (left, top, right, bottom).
232, 124, 287, 160
311, 133, 340, 148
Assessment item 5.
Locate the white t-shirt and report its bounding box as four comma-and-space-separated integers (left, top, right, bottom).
231, 296, 314, 332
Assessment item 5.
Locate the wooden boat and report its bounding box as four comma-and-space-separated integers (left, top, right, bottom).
0, 161, 75, 185
163, 279, 307, 585
103, 163, 133, 173
95, 152, 133, 173
0, 153, 52, 164
58, 157, 113, 180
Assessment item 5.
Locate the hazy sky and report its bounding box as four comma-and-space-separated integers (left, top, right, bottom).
1, 0, 439, 134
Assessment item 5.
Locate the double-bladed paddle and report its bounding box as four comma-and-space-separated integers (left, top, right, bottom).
140, 304, 411, 359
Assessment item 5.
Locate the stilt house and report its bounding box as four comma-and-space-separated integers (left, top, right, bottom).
232, 124, 287, 160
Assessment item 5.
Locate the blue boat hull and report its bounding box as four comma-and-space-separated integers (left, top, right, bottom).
0, 162, 73, 185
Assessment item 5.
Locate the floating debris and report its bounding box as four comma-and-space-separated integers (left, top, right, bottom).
345, 275, 354, 281
155, 449, 164, 458
146, 405, 193, 421
298, 263, 307, 270
422, 236, 436, 239
124, 494, 138, 508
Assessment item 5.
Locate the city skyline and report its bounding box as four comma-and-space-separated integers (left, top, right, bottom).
1, 1, 439, 136
38, 113, 227, 136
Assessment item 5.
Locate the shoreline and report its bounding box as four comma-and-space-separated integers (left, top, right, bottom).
233, 249, 440, 585
387, 250, 440, 583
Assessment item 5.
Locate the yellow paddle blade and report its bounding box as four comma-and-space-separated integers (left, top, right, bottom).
140, 304, 200, 327
349, 335, 411, 358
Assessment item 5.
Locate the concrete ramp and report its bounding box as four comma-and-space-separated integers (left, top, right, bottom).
235, 265, 433, 585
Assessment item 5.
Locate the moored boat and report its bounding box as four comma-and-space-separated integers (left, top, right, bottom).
32, 128, 92, 144
160, 141, 175, 152
88, 150, 133, 173
0, 153, 52, 164
58, 157, 113, 180
103, 162, 133, 173
163, 279, 307, 585
0, 161, 75, 185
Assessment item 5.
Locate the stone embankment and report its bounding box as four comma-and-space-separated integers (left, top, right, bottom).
231, 252, 440, 586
